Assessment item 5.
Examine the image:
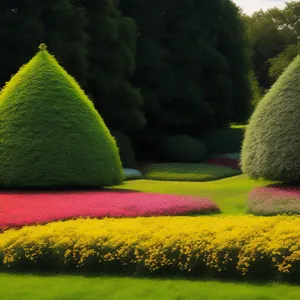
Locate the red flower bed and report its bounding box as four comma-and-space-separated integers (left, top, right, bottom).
0, 191, 219, 230
248, 186, 300, 215
205, 158, 240, 170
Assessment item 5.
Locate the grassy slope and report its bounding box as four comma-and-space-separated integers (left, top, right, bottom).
112, 175, 272, 215
1, 273, 300, 300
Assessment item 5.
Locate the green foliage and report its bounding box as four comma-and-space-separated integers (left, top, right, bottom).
241, 55, 300, 182
0, 46, 123, 188
111, 130, 137, 169
83, 0, 146, 132
0, 0, 88, 87
0, 0, 144, 134
120, 0, 252, 141
245, 4, 299, 91
201, 128, 245, 155
141, 163, 241, 182
249, 70, 262, 107
268, 42, 300, 82
160, 135, 206, 163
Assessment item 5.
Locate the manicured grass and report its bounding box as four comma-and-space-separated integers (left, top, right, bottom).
141, 163, 241, 182
112, 175, 272, 215
1, 273, 300, 300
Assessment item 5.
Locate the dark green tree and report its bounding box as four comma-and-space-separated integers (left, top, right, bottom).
216, 0, 252, 123
120, 0, 252, 145
268, 41, 300, 82
0, 0, 88, 88
81, 0, 146, 133
245, 6, 298, 91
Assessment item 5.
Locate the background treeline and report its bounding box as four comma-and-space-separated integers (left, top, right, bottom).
245, 1, 300, 102
0, 0, 299, 165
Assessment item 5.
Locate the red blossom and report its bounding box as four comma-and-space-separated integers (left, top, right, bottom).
0, 191, 219, 230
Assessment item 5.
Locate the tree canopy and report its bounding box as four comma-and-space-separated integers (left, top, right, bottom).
120, 0, 252, 144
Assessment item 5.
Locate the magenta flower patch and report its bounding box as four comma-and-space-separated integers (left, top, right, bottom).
248, 186, 300, 215
0, 191, 220, 230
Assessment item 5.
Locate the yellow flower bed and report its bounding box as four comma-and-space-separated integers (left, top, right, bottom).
1, 216, 300, 277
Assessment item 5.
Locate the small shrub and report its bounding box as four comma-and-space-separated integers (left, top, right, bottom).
160, 135, 206, 163
123, 168, 143, 180
142, 163, 241, 181
200, 128, 245, 154
111, 130, 137, 169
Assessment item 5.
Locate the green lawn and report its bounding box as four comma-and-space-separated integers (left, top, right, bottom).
1, 273, 299, 300
112, 175, 272, 215
0, 175, 283, 299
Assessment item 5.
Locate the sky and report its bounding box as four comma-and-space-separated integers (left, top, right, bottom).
231, 0, 296, 15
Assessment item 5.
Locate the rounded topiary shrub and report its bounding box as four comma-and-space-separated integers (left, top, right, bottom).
0, 44, 123, 188
111, 130, 137, 169
200, 128, 245, 155
160, 135, 206, 163
241, 55, 300, 182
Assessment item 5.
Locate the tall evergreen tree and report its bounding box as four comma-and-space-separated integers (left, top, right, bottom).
216, 0, 252, 123
82, 0, 146, 133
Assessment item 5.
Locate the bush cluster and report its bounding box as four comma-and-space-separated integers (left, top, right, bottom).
1, 216, 300, 280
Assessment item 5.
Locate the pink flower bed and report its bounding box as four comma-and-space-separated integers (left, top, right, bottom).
248, 186, 300, 215
204, 158, 240, 170
0, 191, 219, 230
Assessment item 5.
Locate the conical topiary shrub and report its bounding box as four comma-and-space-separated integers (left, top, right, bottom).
241, 55, 300, 182
0, 44, 123, 188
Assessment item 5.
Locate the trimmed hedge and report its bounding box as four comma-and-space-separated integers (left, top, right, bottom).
242, 55, 300, 182
201, 128, 245, 154
111, 130, 138, 169
1, 216, 300, 281
141, 163, 241, 181
0, 45, 123, 188
160, 135, 206, 163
